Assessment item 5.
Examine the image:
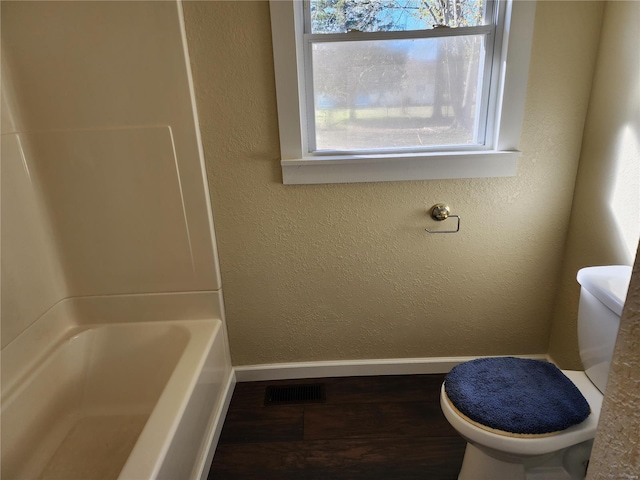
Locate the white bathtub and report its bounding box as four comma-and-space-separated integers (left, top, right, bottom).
1, 318, 227, 480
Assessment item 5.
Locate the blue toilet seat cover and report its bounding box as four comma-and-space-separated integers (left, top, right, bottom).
445, 357, 591, 435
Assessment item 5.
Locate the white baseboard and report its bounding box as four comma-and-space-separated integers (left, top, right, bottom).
234, 354, 549, 383
194, 370, 236, 480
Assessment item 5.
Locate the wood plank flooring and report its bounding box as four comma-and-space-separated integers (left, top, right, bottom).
208, 374, 466, 479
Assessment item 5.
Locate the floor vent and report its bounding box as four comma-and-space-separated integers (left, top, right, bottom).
264, 383, 326, 406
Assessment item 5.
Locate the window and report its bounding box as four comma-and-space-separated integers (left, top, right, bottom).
270, 0, 536, 184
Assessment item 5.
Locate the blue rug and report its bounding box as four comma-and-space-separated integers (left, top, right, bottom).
445, 357, 591, 435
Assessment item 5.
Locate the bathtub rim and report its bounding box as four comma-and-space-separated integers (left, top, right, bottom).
118, 318, 221, 479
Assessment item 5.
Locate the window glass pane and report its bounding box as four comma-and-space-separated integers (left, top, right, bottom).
311, 35, 484, 151
310, 0, 487, 34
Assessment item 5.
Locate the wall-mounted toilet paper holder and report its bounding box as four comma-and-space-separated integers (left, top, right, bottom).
425, 203, 460, 234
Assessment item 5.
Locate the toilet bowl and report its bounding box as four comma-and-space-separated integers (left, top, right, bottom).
441, 370, 602, 479
440, 266, 632, 480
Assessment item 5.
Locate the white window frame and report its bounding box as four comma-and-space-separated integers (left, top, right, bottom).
270, 0, 537, 185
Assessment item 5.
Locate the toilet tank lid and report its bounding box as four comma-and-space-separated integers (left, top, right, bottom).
577, 265, 632, 317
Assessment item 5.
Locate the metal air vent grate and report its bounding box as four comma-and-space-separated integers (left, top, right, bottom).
264, 383, 326, 406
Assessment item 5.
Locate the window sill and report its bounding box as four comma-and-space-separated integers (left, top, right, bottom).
281, 150, 520, 185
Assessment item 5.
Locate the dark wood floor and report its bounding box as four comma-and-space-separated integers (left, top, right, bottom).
208, 374, 467, 479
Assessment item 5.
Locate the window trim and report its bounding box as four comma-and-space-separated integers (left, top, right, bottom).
270, 0, 537, 185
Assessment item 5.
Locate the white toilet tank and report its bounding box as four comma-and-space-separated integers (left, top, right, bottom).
576, 265, 632, 394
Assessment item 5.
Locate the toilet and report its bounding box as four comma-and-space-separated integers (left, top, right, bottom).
440, 265, 632, 480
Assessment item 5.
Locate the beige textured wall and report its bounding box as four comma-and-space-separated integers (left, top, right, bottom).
183, 1, 604, 365
588, 248, 640, 479
549, 0, 640, 369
